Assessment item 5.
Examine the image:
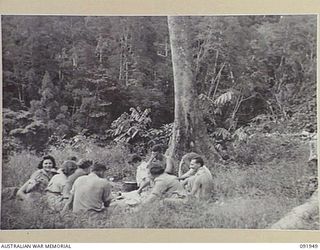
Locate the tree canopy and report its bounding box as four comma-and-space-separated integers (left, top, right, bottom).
2, 15, 316, 155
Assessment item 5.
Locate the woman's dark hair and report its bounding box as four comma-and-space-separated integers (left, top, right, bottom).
149, 163, 165, 176
191, 156, 204, 167
38, 155, 57, 169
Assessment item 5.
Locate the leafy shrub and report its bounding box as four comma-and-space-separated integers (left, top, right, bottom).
142, 123, 173, 147
106, 107, 152, 143
105, 107, 173, 154
3, 108, 50, 155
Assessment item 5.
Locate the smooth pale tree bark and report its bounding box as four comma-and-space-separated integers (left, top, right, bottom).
270, 190, 319, 230
166, 16, 219, 170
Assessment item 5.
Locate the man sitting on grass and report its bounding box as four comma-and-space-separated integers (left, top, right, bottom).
143, 163, 187, 204
147, 144, 175, 174
63, 162, 112, 214
136, 144, 175, 194
179, 156, 213, 201
177, 152, 201, 179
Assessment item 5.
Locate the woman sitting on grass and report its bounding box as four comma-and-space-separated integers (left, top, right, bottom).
45, 160, 77, 212
16, 155, 58, 208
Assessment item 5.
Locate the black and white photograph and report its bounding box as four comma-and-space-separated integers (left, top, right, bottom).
1, 15, 318, 230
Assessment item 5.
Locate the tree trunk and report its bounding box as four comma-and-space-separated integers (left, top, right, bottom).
270, 190, 319, 230
119, 50, 123, 80
166, 16, 219, 169
125, 61, 129, 86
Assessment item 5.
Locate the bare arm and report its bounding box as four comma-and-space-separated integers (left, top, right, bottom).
16, 181, 30, 200
178, 160, 184, 177
145, 152, 156, 167
137, 179, 150, 194
181, 178, 188, 187
178, 169, 195, 180
164, 157, 174, 174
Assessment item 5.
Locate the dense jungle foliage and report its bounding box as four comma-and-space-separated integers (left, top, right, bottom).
2, 15, 317, 157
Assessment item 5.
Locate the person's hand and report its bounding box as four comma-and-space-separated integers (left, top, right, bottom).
16, 192, 28, 201
137, 188, 142, 195
61, 202, 71, 214
150, 152, 157, 160
17, 195, 26, 201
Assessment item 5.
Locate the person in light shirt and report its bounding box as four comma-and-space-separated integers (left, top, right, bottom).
143, 163, 187, 204
16, 155, 58, 210
63, 162, 112, 214
45, 160, 77, 212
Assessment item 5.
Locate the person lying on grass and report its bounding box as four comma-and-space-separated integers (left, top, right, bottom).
179, 156, 214, 201
142, 163, 187, 204
45, 160, 77, 212
16, 155, 58, 208
62, 162, 112, 214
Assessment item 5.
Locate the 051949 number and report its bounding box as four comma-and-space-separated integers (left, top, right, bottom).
300, 244, 319, 248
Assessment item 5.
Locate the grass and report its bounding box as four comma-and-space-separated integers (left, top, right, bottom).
2, 194, 312, 229
1, 134, 318, 229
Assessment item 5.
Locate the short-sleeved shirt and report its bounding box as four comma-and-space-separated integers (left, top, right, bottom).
46, 173, 67, 194
21, 169, 54, 211
62, 168, 87, 197
71, 172, 112, 213
188, 166, 213, 200
150, 173, 187, 199
25, 169, 52, 193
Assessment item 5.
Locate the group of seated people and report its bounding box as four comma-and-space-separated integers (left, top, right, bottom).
16, 144, 214, 215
